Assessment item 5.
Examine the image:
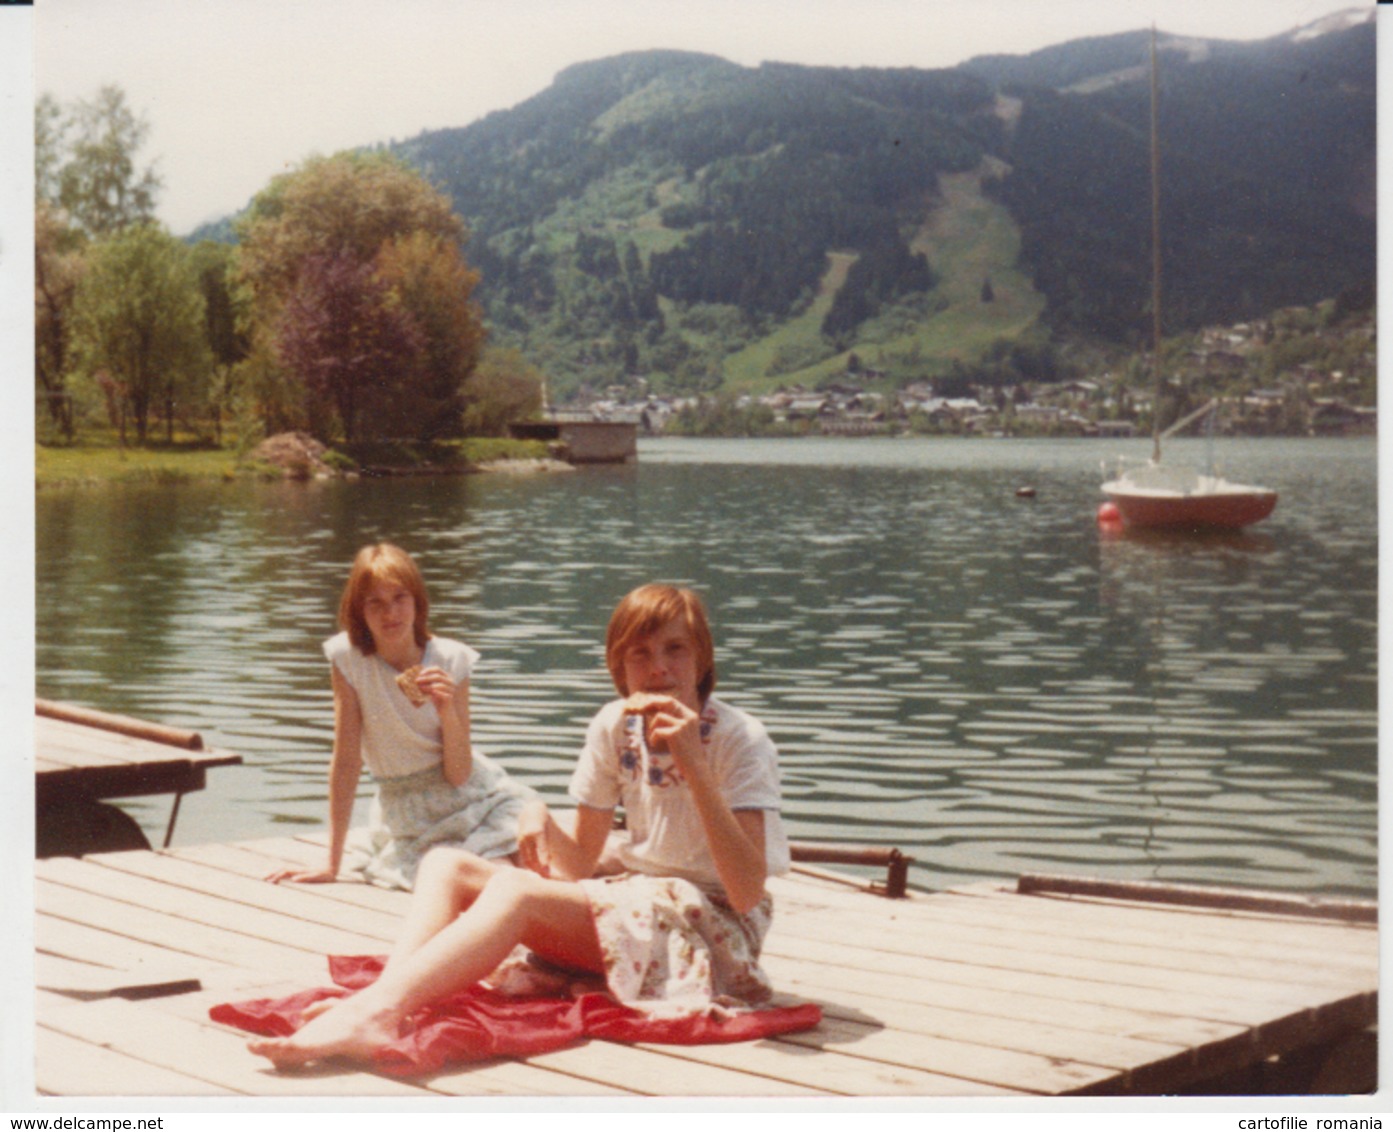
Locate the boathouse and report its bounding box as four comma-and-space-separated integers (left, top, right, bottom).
508, 419, 638, 464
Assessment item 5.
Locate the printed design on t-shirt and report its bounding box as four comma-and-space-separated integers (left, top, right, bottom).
618, 706, 716, 789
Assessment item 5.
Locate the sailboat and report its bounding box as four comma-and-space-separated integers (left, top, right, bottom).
1099, 30, 1277, 532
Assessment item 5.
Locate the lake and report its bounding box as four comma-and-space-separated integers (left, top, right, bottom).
35, 436, 1378, 898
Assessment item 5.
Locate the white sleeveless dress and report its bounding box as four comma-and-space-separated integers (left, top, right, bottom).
324, 632, 536, 890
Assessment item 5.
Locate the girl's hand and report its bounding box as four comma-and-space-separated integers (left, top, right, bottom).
643, 696, 703, 768
265, 865, 338, 885
412, 666, 458, 712
515, 800, 552, 878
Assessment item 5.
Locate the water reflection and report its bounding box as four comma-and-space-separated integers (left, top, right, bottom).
35, 438, 1377, 897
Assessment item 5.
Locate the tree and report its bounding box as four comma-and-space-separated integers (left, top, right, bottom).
34, 93, 66, 207
235, 152, 477, 440
235, 152, 462, 312
35, 200, 85, 440
190, 241, 251, 445
274, 252, 423, 443
459, 348, 544, 437
69, 224, 211, 443
373, 231, 485, 439
52, 85, 162, 238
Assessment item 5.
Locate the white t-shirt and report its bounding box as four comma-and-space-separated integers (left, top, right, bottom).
568, 695, 791, 889
323, 632, 479, 779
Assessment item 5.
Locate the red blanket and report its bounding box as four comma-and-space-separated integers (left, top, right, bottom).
211, 955, 822, 1076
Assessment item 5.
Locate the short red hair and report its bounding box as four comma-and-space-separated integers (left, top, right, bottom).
605, 584, 716, 703
338, 543, 432, 655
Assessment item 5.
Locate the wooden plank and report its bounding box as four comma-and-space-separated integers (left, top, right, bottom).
36, 910, 234, 980
768, 891, 1353, 1008
165, 841, 408, 915
785, 896, 1372, 994
37, 718, 203, 766
54, 850, 406, 944
521, 1039, 827, 1097
1018, 873, 1377, 924
39, 720, 158, 764
790, 970, 1273, 1097
764, 923, 1309, 1029
773, 1012, 1111, 1094
944, 885, 1380, 963
633, 1027, 1029, 1096
37, 876, 378, 973
36, 934, 325, 1009
762, 938, 1244, 1050
413, 1056, 635, 1097
765, 906, 1375, 1095
36, 1026, 236, 1097
40, 996, 434, 1098
38, 700, 207, 751
762, 950, 1192, 1067
779, 873, 1378, 963
760, 956, 1271, 1096
40, 854, 397, 957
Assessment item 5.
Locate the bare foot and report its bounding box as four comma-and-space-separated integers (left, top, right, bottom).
298, 995, 339, 1024
247, 995, 402, 1069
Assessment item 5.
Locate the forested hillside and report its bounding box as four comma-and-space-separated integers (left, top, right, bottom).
192, 14, 1374, 405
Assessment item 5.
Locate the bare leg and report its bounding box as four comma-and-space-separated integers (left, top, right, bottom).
386, 848, 501, 970
247, 870, 602, 1069
295, 848, 503, 1027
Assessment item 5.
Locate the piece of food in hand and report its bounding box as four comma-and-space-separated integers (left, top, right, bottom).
623, 691, 669, 716
396, 665, 428, 707
623, 692, 671, 750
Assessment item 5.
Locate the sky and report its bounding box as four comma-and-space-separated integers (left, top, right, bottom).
34, 0, 1370, 236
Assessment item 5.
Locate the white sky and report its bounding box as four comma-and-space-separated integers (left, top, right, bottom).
35, 0, 1368, 235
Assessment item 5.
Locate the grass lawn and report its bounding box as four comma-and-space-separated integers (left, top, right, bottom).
36, 439, 244, 487
35, 433, 548, 488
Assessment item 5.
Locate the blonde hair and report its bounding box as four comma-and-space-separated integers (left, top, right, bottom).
605, 584, 716, 702
338, 543, 432, 654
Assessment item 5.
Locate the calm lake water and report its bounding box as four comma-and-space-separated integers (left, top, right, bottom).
35, 436, 1378, 898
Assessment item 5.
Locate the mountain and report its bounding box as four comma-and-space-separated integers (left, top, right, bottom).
960, 13, 1374, 341
200, 13, 1374, 402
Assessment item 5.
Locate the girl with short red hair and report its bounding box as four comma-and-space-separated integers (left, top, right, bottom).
266, 543, 534, 891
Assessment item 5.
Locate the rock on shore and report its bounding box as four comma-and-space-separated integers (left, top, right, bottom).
251, 432, 336, 478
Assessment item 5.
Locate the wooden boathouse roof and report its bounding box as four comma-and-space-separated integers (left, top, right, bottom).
32, 831, 1377, 1100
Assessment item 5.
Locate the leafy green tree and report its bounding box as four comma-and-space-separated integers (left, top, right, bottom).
275, 252, 423, 442
69, 224, 211, 443
236, 152, 462, 312
373, 232, 485, 438
190, 241, 251, 445
235, 152, 477, 439
52, 85, 162, 238
34, 93, 66, 207
35, 200, 85, 440
459, 348, 545, 437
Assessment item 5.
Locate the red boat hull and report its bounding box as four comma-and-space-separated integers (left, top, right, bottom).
1104, 488, 1278, 530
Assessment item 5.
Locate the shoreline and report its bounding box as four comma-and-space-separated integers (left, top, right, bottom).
34, 435, 560, 488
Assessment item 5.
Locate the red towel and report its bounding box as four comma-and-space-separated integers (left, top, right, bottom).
211, 955, 822, 1076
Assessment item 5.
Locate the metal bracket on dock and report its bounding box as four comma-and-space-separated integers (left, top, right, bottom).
789, 842, 913, 898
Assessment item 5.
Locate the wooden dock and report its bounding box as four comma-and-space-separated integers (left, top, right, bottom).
35, 701, 242, 856
33, 833, 1377, 1099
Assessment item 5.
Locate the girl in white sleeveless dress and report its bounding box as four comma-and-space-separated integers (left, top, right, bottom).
265, 543, 534, 891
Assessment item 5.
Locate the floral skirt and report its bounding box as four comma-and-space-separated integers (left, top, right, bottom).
346, 756, 534, 891
577, 873, 775, 1019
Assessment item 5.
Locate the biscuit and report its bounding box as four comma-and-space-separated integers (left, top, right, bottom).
396, 665, 428, 707
623, 691, 668, 716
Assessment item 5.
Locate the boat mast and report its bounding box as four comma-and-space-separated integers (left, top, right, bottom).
1149, 25, 1164, 464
